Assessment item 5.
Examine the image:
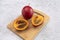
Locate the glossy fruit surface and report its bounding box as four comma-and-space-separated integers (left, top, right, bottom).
22, 6, 34, 20
14, 18, 29, 30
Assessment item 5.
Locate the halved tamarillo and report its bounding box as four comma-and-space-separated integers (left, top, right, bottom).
32, 15, 44, 27
13, 18, 29, 30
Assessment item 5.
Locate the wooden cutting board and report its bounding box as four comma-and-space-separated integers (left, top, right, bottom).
7, 9, 49, 40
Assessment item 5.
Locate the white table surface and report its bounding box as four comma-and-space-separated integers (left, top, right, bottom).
0, 0, 60, 40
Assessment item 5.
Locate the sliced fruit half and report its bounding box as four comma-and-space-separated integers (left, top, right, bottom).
32, 15, 44, 27
13, 18, 29, 30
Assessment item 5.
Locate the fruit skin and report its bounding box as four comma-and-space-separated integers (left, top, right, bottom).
13, 18, 29, 30
22, 6, 34, 20
32, 15, 44, 27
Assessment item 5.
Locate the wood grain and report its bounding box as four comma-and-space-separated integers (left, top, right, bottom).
7, 9, 49, 40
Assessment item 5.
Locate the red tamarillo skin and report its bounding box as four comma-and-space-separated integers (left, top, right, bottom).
22, 6, 34, 20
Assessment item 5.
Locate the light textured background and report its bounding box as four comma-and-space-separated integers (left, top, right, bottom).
0, 0, 60, 40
